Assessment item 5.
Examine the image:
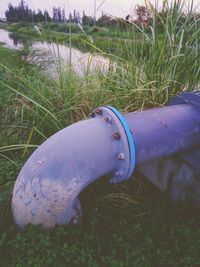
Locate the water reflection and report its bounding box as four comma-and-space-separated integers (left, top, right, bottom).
0, 29, 24, 49
0, 28, 114, 78
9, 32, 25, 47
30, 41, 113, 78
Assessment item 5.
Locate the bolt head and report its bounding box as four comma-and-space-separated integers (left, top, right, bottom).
95, 109, 103, 115
117, 153, 125, 160
112, 132, 121, 140
104, 116, 112, 123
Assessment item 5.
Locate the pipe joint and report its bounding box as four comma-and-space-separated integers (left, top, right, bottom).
92, 106, 135, 183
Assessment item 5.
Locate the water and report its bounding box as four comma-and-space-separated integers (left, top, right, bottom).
0, 28, 113, 78
29, 41, 112, 78
0, 29, 24, 50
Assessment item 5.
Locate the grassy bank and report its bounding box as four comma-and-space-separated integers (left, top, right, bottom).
1, 1, 200, 266
1, 22, 136, 55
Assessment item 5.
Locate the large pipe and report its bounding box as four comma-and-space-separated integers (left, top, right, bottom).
12, 91, 200, 228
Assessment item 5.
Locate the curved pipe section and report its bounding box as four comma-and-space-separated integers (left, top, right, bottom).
12, 107, 134, 228
12, 91, 200, 228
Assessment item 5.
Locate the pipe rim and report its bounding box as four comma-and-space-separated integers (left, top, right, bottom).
106, 106, 136, 179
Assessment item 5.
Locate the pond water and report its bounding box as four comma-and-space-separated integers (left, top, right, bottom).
0, 29, 24, 50
0, 28, 113, 78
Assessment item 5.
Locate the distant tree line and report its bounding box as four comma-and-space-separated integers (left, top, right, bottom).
52, 8, 82, 24
5, 0, 200, 30
4, 0, 130, 27
0, 0, 172, 28
5, 0, 51, 23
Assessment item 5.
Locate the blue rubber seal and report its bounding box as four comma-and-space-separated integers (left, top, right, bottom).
107, 106, 136, 178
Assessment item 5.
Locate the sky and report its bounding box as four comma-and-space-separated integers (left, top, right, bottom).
0, 0, 199, 19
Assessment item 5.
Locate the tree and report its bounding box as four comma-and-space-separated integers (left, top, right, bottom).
76, 11, 81, 24
52, 7, 58, 22
96, 14, 117, 28
82, 15, 94, 26
5, 0, 50, 22
57, 7, 62, 22
134, 5, 151, 26
5, 3, 17, 22
44, 10, 51, 22
68, 12, 72, 22
62, 8, 65, 22
52, 7, 64, 22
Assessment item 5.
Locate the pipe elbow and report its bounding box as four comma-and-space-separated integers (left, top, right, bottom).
12, 107, 135, 228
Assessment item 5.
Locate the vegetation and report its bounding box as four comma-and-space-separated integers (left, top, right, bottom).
1, 157, 200, 267
5, 0, 51, 23
0, 0, 200, 266
4, 0, 131, 27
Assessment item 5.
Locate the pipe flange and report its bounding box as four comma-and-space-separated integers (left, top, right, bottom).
91, 106, 135, 183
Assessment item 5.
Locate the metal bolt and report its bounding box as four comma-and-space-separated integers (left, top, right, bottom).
112, 132, 121, 140
104, 116, 112, 123
95, 108, 103, 115
117, 153, 125, 160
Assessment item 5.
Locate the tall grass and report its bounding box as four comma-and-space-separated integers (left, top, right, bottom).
0, 0, 200, 156
105, 0, 200, 107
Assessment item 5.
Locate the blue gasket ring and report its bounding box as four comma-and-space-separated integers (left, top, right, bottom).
107, 106, 136, 178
